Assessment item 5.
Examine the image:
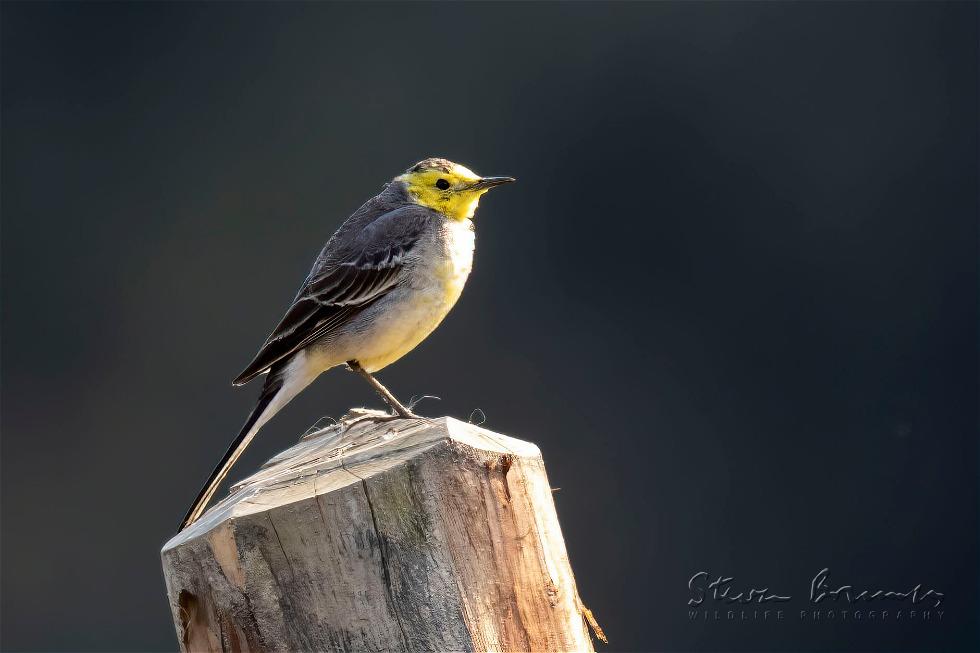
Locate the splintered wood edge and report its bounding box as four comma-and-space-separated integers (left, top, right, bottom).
163, 416, 541, 552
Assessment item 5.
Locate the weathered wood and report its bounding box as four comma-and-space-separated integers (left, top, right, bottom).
162, 413, 597, 652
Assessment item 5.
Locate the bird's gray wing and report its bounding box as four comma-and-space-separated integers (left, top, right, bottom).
232, 205, 431, 385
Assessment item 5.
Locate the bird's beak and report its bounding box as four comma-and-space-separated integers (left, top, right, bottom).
467, 176, 516, 191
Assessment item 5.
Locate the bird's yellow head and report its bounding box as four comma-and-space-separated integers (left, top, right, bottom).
396, 158, 514, 221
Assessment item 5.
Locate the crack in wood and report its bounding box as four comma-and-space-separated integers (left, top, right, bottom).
356, 476, 411, 651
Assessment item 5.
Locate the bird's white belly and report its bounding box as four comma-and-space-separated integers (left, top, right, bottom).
316, 219, 475, 373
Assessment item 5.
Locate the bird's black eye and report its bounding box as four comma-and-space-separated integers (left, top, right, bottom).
435, 178, 451, 190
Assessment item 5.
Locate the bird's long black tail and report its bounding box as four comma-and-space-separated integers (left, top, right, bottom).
178, 372, 284, 532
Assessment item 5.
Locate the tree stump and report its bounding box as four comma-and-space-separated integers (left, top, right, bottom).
161, 413, 597, 652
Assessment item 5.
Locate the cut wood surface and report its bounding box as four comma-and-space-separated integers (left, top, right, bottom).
161, 413, 598, 652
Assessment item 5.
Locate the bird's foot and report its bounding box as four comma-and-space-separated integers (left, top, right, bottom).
340, 407, 423, 431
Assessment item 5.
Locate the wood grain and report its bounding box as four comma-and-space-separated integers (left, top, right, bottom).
162, 415, 596, 652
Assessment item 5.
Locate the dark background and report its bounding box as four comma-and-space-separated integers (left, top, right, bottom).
2, 2, 976, 651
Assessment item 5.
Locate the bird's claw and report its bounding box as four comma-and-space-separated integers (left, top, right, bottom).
340, 407, 422, 431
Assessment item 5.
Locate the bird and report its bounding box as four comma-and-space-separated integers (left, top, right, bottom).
179, 158, 514, 531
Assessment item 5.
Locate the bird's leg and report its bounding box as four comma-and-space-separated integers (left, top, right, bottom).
346, 360, 419, 419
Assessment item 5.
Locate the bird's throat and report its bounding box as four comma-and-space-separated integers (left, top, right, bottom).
406, 185, 484, 222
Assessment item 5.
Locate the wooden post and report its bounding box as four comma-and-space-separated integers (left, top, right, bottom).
161, 413, 598, 652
